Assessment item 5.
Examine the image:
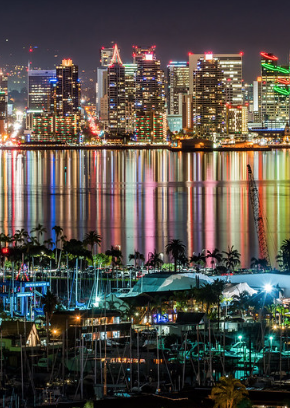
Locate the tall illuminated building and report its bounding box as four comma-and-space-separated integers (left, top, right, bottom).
107, 44, 126, 135
260, 52, 290, 129
167, 61, 189, 115
97, 46, 119, 118
193, 54, 225, 137
28, 70, 56, 111
124, 63, 137, 134
135, 47, 166, 142
0, 71, 8, 138
54, 59, 80, 115
133, 46, 156, 64
189, 53, 243, 105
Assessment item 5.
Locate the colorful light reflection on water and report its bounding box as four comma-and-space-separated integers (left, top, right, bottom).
0, 149, 290, 268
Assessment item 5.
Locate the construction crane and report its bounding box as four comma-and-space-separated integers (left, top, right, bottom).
247, 164, 271, 267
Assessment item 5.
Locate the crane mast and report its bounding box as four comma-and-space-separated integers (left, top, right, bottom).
247, 164, 271, 267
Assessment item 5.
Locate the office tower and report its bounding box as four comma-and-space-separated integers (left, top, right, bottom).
96, 46, 120, 118
133, 46, 156, 64
182, 94, 193, 131
167, 61, 189, 115
54, 59, 80, 115
260, 52, 290, 129
135, 47, 166, 142
107, 44, 126, 135
27, 59, 81, 143
0, 71, 8, 94
193, 54, 225, 137
253, 78, 262, 123
189, 53, 243, 105
28, 70, 56, 111
124, 63, 137, 134
100, 47, 115, 67
0, 91, 6, 137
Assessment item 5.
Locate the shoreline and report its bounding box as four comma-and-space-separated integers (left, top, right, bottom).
0, 144, 288, 152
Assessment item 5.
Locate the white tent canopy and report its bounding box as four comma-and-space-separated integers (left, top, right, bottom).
222, 282, 257, 298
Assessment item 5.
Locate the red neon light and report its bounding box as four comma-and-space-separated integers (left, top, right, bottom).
260, 52, 278, 61
239, 52, 244, 56
277, 78, 290, 85
2, 247, 9, 254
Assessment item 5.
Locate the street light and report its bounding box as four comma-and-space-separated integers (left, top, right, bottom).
264, 283, 273, 293
269, 335, 273, 351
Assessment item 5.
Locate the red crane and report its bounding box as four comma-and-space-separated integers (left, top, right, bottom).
247, 164, 271, 267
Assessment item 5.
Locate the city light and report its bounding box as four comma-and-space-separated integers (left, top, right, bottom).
264, 283, 273, 293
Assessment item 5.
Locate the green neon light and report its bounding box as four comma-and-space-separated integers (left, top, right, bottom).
262, 63, 290, 74
273, 86, 290, 96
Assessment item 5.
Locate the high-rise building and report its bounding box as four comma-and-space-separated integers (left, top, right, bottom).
28, 70, 56, 111
133, 46, 156, 64
167, 62, 189, 115
193, 54, 225, 137
260, 52, 290, 129
100, 47, 115, 67
124, 63, 137, 134
96, 46, 120, 119
135, 47, 166, 142
107, 44, 126, 135
54, 59, 81, 116
189, 53, 243, 105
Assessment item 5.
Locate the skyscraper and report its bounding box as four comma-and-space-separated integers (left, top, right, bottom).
54, 59, 81, 115
135, 47, 166, 142
28, 70, 56, 111
167, 61, 189, 115
260, 52, 290, 129
193, 54, 225, 137
107, 44, 126, 135
189, 53, 243, 105
124, 63, 137, 134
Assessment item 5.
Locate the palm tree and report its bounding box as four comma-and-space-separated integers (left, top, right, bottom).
30, 224, 47, 244
83, 231, 102, 255
190, 252, 206, 272
13, 229, 29, 247
145, 250, 164, 270
44, 238, 54, 250
209, 375, 248, 408
165, 239, 186, 273
128, 250, 145, 267
229, 291, 251, 319
250, 257, 268, 271
105, 246, 123, 276
222, 245, 241, 272
207, 248, 223, 270
276, 238, 290, 270
52, 225, 63, 249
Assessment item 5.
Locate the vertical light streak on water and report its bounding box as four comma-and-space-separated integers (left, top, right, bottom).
204, 153, 215, 257
144, 151, 155, 261
49, 151, 56, 235
124, 151, 135, 258
14, 151, 23, 232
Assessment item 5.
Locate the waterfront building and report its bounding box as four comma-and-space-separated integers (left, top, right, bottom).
167, 114, 182, 133
189, 53, 243, 105
107, 44, 126, 136
28, 70, 56, 111
253, 77, 262, 123
260, 52, 290, 129
182, 94, 193, 131
167, 61, 189, 115
135, 47, 166, 142
192, 54, 225, 138
124, 63, 137, 134
54, 59, 80, 116
27, 59, 81, 143
225, 105, 248, 136
96, 46, 118, 119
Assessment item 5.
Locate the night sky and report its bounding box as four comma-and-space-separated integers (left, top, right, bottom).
1, 0, 290, 82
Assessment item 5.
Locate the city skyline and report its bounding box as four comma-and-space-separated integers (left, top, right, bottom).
1, 0, 290, 82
